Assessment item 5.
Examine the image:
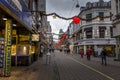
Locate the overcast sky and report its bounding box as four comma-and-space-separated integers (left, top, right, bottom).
46, 0, 110, 41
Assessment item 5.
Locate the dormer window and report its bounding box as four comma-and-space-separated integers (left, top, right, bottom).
86, 2, 91, 8
103, 2, 108, 7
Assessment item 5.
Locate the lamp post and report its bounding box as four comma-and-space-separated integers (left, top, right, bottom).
76, 0, 80, 8
73, 0, 80, 8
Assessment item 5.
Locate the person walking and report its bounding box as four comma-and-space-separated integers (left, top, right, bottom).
80, 49, 84, 58
86, 48, 92, 60
39, 45, 44, 57
101, 48, 107, 66
69, 44, 73, 55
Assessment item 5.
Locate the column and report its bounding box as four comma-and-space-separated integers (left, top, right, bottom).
4, 19, 12, 77
116, 37, 120, 60
93, 26, 99, 39
92, 27, 95, 39
94, 45, 97, 56
105, 26, 110, 38
84, 45, 86, 55
83, 31, 86, 40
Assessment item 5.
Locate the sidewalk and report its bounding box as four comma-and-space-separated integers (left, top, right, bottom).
0, 53, 57, 80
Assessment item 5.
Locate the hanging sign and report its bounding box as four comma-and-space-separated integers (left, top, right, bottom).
4, 19, 12, 77
32, 34, 39, 41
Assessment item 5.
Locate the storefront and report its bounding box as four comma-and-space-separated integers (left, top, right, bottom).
0, 0, 38, 77
78, 39, 116, 56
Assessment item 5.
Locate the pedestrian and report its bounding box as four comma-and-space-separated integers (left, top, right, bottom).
86, 48, 92, 60
69, 44, 73, 55
39, 45, 44, 57
80, 49, 84, 58
101, 48, 107, 66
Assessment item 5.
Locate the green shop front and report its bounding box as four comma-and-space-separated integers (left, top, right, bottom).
0, 0, 38, 77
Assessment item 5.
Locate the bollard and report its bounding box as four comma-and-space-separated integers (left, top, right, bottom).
46, 52, 51, 64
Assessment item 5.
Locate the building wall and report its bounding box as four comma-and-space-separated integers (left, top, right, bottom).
112, 0, 120, 37
113, 24, 120, 37
69, 0, 116, 55
111, 0, 120, 59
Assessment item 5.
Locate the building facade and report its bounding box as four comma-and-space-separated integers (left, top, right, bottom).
72, 0, 116, 56
0, 0, 47, 76
111, 0, 120, 60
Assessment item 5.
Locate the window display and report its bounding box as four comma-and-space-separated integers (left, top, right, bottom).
11, 45, 16, 55
17, 45, 29, 56
29, 45, 35, 54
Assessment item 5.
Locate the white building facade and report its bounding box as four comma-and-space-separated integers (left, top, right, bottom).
73, 0, 116, 56
111, 0, 120, 60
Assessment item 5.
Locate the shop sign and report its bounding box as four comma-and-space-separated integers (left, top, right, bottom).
0, 0, 21, 17
32, 34, 39, 41
4, 20, 12, 76
0, 0, 33, 30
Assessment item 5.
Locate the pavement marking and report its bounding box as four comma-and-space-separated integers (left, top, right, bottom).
70, 57, 115, 80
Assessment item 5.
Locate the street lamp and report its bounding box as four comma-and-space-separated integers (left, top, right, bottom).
76, 0, 80, 8
73, 0, 80, 8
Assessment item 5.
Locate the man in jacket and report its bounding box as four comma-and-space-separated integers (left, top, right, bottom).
101, 48, 107, 65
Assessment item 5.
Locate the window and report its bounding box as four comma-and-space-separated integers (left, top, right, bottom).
99, 12, 104, 21
86, 13, 92, 19
116, 0, 120, 13
99, 27, 106, 38
84, 27, 93, 39
110, 12, 112, 21
99, 30, 105, 38
93, 2, 98, 7
110, 27, 113, 37
86, 13, 92, 22
86, 31, 92, 39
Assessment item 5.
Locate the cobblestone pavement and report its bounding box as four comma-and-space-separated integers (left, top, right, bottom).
0, 51, 120, 80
